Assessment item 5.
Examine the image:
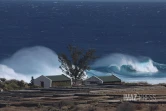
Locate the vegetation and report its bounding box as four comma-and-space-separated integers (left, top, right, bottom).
29, 76, 34, 87
86, 106, 96, 111
135, 104, 143, 110
58, 44, 97, 84
0, 78, 6, 82
0, 79, 29, 90
149, 104, 159, 111
116, 102, 134, 111
122, 81, 151, 86
0, 78, 40, 91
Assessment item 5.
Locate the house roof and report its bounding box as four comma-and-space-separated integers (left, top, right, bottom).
85, 76, 103, 82
98, 75, 121, 82
46, 74, 71, 82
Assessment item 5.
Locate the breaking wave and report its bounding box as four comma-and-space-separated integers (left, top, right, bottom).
87, 53, 166, 84
0, 46, 166, 84
92, 54, 158, 73
0, 46, 62, 82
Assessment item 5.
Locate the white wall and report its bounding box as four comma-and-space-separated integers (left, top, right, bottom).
34, 75, 52, 88
84, 76, 103, 85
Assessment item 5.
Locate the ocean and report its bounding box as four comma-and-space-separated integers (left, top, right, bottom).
0, 0, 166, 83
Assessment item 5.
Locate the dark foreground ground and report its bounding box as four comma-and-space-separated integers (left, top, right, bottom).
0, 85, 166, 111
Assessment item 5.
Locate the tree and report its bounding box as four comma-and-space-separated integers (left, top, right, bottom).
18, 80, 25, 88
58, 45, 97, 85
30, 76, 34, 86
0, 78, 6, 82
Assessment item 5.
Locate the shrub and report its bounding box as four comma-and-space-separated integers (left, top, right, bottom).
37, 102, 43, 108
124, 82, 138, 86
70, 106, 80, 111
135, 104, 142, 110
149, 104, 159, 111
47, 106, 58, 111
57, 101, 64, 110
116, 102, 134, 111
87, 106, 96, 111
0, 82, 5, 88
56, 100, 74, 110
3, 82, 19, 90
6, 103, 11, 107
0, 78, 6, 82
1, 79, 29, 90
137, 82, 150, 86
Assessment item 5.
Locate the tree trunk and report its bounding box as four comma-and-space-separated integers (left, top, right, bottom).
74, 76, 77, 86
74, 79, 77, 85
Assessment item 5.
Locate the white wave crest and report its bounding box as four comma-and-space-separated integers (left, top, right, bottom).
92, 53, 158, 73
0, 64, 28, 81
0, 46, 63, 82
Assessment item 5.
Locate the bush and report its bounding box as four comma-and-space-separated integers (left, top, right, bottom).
0, 78, 6, 82
29, 84, 41, 89
124, 82, 138, 86
37, 102, 43, 108
70, 106, 80, 111
149, 104, 159, 111
6, 82, 19, 90
157, 83, 166, 87
116, 102, 134, 111
87, 106, 96, 111
135, 104, 142, 110
123, 82, 151, 86
55, 100, 75, 110
137, 82, 150, 86
0, 82, 5, 88
46, 106, 59, 111
1, 79, 29, 91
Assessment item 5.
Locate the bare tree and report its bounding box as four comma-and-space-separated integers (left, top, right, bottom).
58, 45, 97, 85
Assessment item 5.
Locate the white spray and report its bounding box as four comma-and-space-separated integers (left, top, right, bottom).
92, 53, 158, 73
0, 46, 62, 82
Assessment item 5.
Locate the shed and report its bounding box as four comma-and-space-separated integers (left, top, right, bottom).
84, 76, 103, 85
46, 75, 72, 87
84, 75, 121, 85
98, 75, 121, 85
34, 74, 72, 88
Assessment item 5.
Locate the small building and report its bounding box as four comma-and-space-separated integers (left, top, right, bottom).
34, 74, 72, 88
84, 76, 103, 85
84, 75, 121, 85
